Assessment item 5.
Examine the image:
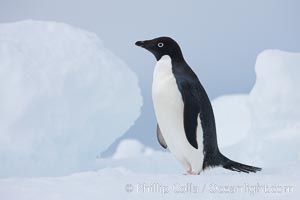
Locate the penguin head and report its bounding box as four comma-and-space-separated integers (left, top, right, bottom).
135, 37, 184, 61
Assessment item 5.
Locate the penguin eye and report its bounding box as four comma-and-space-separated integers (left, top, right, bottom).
157, 42, 164, 48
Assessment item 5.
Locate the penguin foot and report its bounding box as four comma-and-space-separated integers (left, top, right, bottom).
185, 169, 199, 175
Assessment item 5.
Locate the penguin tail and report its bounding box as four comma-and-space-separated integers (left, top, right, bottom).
220, 154, 262, 173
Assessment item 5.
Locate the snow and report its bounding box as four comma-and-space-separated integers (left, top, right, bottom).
112, 139, 155, 159
0, 155, 298, 200
0, 23, 299, 200
1, 138, 299, 200
0, 20, 142, 178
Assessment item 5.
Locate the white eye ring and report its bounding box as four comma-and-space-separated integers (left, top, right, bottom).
157, 42, 164, 48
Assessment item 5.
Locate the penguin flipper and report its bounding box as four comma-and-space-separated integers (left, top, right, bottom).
180, 83, 200, 149
157, 124, 167, 149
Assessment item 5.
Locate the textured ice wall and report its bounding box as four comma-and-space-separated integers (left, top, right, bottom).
213, 50, 300, 167
0, 20, 142, 177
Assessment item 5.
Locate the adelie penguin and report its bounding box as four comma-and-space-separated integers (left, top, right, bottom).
135, 37, 261, 175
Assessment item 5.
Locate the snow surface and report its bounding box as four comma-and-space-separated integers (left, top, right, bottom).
0, 153, 298, 200
0, 22, 299, 200
0, 20, 142, 178
112, 139, 154, 159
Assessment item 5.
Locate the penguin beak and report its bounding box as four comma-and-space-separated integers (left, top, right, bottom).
135, 39, 159, 60
135, 40, 154, 51
135, 40, 146, 47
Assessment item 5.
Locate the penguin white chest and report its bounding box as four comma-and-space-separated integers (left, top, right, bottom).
152, 55, 204, 173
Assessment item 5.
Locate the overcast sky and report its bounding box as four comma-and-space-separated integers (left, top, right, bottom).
0, 0, 299, 152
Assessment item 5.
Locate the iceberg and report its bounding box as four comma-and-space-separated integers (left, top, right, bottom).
0, 20, 142, 177
213, 50, 300, 167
